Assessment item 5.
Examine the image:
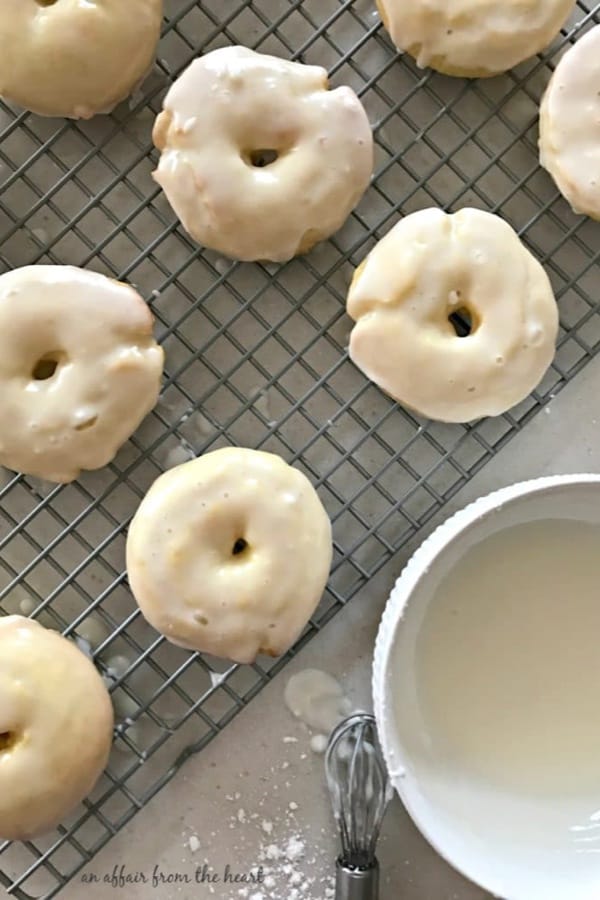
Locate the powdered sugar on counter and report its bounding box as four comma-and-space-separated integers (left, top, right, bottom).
208, 670, 357, 897
284, 836, 305, 862
174, 670, 359, 899
253, 825, 334, 900
213, 762, 336, 900
309, 734, 328, 755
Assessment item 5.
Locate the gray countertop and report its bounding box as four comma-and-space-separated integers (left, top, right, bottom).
58, 352, 600, 899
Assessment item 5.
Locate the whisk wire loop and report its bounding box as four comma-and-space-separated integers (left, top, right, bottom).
325, 714, 391, 871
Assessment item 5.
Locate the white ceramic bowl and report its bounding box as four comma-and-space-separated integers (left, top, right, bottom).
373, 474, 600, 900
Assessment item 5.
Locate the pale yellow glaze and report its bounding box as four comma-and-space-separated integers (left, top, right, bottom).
126, 448, 333, 664
540, 25, 600, 220
0, 0, 163, 118
347, 208, 558, 423
152, 46, 374, 262
0, 616, 113, 841
0, 265, 164, 482
377, 0, 575, 77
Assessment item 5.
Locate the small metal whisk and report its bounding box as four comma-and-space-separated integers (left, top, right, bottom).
325, 713, 392, 900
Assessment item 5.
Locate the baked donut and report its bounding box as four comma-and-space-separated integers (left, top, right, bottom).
347, 208, 558, 423
376, 0, 576, 78
540, 25, 600, 219
0, 0, 163, 118
0, 616, 114, 841
126, 448, 333, 664
0, 265, 164, 483
152, 46, 373, 262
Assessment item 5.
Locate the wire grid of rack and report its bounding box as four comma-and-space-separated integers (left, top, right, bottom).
1, 0, 600, 896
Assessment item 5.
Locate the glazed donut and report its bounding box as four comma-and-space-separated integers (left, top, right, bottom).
152, 46, 373, 262
376, 0, 576, 78
347, 208, 559, 423
0, 265, 164, 483
540, 25, 600, 219
0, 0, 163, 118
126, 448, 333, 664
0, 616, 114, 841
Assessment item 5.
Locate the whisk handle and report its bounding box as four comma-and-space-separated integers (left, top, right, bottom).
335, 859, 379, 900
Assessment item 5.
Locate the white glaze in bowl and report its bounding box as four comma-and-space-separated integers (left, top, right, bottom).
373, 474, 600, 900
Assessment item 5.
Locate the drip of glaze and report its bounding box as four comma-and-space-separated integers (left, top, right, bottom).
284, 669, 352, 734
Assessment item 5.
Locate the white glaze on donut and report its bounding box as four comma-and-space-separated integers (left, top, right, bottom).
540, 25, 600, 220
377, 0, 575, 77
126, 448, 333, 664
0, 265, 164, 482
0, 616, 113, 841
347, 208, 558, 423
0, 0, 163, 118
152, 46, 374, 262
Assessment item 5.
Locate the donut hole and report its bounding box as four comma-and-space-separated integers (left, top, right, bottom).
448, 307, 476, 338
32, 351, 65, 381
35, 0, 58, 5
232, 537, 249, 557
246, 149, 279, 168
0, 731, 16, 752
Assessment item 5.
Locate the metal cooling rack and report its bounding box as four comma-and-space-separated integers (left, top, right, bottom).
1, 1, 600, 896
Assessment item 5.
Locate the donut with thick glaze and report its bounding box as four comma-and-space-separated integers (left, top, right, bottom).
347, 208, 559, 423
126, 448, 333, 664
152, 46, 373, 262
